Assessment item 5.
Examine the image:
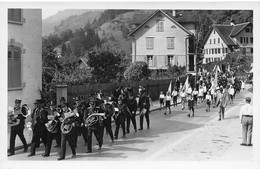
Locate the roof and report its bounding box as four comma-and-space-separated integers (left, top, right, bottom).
129, 10, 193, 37
230, 22, 251, 36
202, 22, 252, 47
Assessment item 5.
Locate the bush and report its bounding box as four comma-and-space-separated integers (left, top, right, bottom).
124, 61, 151, 81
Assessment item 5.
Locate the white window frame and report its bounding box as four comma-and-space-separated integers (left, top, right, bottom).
147, 55, 154, 66
167, 37, 175, 49
146, 37, 154, 49
156, 21, 164, 32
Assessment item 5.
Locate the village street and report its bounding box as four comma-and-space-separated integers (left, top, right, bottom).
7, 86, 253, 162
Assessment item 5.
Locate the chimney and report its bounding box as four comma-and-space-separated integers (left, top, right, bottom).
172, 10, 176, 17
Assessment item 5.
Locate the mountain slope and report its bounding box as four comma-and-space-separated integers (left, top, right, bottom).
42, 9, 98, 36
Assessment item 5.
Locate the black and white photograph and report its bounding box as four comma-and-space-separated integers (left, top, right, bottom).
1, 1, 260, 169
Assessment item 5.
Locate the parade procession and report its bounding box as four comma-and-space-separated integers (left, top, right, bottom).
6, 7, 255, 163
7, 69, 250, 160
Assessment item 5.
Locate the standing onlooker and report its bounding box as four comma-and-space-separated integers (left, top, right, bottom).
172, 88, 178, 107
187, 94, 194, 117
159, 91, 165, 110
205, 91, 212, 112
179, 89, 186, 110
239, 97, 253, 146
138, 91, 150, 130
164, 91, 172, 115
216, 87, 229, 121
228, 85, 235, 104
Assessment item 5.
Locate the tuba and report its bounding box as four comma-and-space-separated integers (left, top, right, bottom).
60, 108, 78, 134
8, 104, 31, 125
85, 112, 105, 128
45, 108, 62, 133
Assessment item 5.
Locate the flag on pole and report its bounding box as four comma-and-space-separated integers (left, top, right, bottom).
183, 75, 189, 93
213, 68, 218, 89
167, 80, 172, 93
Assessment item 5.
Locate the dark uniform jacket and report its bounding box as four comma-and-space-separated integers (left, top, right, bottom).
31, 107, 48, 132
138, 95, 150, 109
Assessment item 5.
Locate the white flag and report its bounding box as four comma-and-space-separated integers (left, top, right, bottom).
167, 80, 172, 93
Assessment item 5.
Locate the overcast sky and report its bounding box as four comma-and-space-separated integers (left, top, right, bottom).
42, 8, 65, 19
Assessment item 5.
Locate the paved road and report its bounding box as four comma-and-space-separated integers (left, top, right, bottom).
8, 88, 252, 161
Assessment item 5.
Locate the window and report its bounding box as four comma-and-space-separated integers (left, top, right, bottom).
212, 49, 214, 54
218, 38, 220, 44
250, 37, 253, 43
240, 37, 243, 43
245, 27, 252, 33
209, 49, 211, 54
225, 48, 228, 53
222, 48, 225, 53
214, 30, 216, 34
147, 55, 154, 66
8, 46, 22, 88
214, 39, 215, 44
156, 21, 164, 32
218, 48, 220, 54
250, 48, 253, 53
167, 37, 175, 49
246, 37, 249, 44
210, 39, 211, 44
206, 49, 208, 54
168, 55, 174, 65
146, 37, 154, 49
215, 48, 217, 54
8, 9, 22, 23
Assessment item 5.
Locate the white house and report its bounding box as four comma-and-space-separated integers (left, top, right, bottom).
129, 10, 198, 71
8, 9, 42, 108
202, 22, 253, 64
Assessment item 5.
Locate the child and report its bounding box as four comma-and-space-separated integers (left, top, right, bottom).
205, 91, 212, 112
159, 91, 165, 110
172, 88, 178, 107
180, 89, 186, 110
164, 91, 172, 115
187, 93, 194, 117
192, 87, 198, 106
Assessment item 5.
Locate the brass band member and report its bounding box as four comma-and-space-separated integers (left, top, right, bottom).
104, 97, 115, 142
28, 99, 48, 157
42, 101, 61, 157
138, 90, 150, 130
8, 99, 28, 156
126, 94, 137, 133
58, 97, 77, 160
73, 97, 88, 147
86, 97, 105, 153
114, 97, 126, 139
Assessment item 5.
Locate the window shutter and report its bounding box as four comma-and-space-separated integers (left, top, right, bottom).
165, 55, 168, 66
8, 49, 21, 88
154, 55, 157, 67
8, 9, 22, 22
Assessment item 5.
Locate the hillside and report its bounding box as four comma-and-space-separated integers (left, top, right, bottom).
53, 10, 104, 35
42, 9, 100, 36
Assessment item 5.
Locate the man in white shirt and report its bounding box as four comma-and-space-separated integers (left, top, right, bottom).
239, 97, 253, 146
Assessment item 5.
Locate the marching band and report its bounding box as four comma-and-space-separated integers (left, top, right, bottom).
8, 86, 151, 160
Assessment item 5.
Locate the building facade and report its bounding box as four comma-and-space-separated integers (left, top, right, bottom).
129, 10, 197, 71
8, 9, 42, 108
202, 22, 253, 64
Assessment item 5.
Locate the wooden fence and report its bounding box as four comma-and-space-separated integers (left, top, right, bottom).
67, 76, 195, 105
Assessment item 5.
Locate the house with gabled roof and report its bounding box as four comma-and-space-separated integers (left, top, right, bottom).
128, 10, 198, 71
202, 22, 253, 64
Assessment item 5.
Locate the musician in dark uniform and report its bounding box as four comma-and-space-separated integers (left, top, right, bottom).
42, 101, 61, 157
28, 99, 48, 157
8, 99, 28, 156
114, 97, 126, 139
58, 98, 77, 160
74, 97, 88, 147
126, 94, 137, 133
138, 90, 150, 130
86, 97, 105, 153
103, 97, 115, 142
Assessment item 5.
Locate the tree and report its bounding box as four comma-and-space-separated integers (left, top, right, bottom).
87, 49, 123, 83
124, 61, 151, 81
